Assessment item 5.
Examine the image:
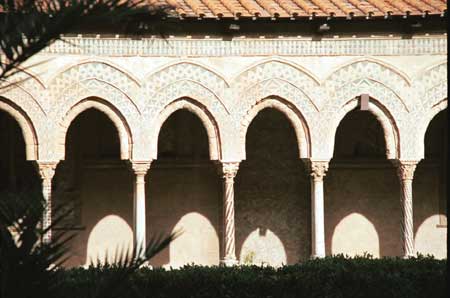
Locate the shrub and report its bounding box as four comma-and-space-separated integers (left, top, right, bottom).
57, 255, 446, 298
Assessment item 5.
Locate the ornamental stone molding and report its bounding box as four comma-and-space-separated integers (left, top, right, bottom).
394, 160, 419, 181
0, 36, 446, 163
220, 162, 240, 180
40, 37, 447, 57
305, 160, 329, 182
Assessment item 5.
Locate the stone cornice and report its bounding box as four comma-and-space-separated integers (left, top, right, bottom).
41, 36, 447, 57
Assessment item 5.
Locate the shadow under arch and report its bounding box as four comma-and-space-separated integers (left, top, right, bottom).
0, 96, 38, 160
148, 109, 221, 267
413, 108, 447, 258
52, 108, 133, 267
236, 108, 310, 265
151, 97, 221, 161
326, 109, 401, 257
58, 97, 133, 160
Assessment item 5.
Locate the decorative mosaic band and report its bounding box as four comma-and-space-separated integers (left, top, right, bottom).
42, 36, 447, 56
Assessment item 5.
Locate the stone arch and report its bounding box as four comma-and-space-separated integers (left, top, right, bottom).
240, 97, 311, 159
58, 98, 132, 160
144, 61, 229, 104
144, 60, 229, 87
232, 58, 320, 87
324, 59, 411, 112
47, 60, 141, 110
150, 79, 229, 115
0, 97, 38, 160
325, 57, 412, 87
48, 58, 141, 87
151, 98, 221, 160
332, 97, 399, 159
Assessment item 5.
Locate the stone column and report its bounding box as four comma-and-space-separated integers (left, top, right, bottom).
37, 161, 58, 244
394, 160, 418, 258
219, 162, 240, 266
130, 161, 151, 254
306, 160, 329, 258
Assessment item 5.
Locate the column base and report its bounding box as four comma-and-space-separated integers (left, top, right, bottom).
402, 254, 415, 259
220, 257, 239, 266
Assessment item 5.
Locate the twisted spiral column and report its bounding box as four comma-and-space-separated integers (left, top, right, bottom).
37, 161, 58, 244
305, 159, 329, 258
394, 160, 418, 258
219, 162, 239, 266
130, 161, 151, 255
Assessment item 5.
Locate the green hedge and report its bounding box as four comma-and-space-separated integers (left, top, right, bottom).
56, 255, 446, 298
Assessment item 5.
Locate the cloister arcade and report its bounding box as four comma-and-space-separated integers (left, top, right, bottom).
0, 49, 447, 267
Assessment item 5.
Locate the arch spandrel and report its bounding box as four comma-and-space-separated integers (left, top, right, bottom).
149, 98, 222, 161
239, 97, 311, 160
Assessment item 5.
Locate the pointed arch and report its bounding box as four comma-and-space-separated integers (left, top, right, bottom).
47, 58, 141, 87
0, 97, 38, 160
332, 97, 399, 159
240, 97, 311, 159
232, 57, 320, 85
144, 60, 229, 87
325, 57, 412, 86
58, 97, 132, 160
151, 98, 221, 160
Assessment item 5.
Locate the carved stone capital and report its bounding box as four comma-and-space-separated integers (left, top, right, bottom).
219, 162, 240, 181
36, 161, 58, 182
130, 161, 152, 177
393, 160, 419, 181
305, 160, 329, 182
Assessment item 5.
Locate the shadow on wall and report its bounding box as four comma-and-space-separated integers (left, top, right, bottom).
413, 109, 447, 259
235, 108, 310, 266
52, 108, 134, 267
326, 109, 401, 257
147, 110, 221, 268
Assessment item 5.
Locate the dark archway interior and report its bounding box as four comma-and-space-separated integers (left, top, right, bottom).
148, 109, 221, 267
0, 110, 39, 192
53, 108, 131, 267
413, 109, 447, 245
235, 108, 309, 265
326, 109, 401, 257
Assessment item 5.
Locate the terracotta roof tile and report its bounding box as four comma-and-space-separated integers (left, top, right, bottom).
160, 0, 446, 18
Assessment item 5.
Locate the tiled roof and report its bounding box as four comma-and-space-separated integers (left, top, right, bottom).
155, 0, 447, 19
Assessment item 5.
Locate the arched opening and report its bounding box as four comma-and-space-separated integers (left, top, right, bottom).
53, 108, 133, 267
236, 108, 309, 265
326, 109, 400, 257
0, 110, 39, 192
413, 108, 447, 258
148, 109, 220, 268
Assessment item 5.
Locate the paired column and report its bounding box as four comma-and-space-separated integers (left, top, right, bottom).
394, 160, 418, 258
130, 161, 151, 254
306, 160, 329, 258
37, 161, 58, 244
219, 162, 240, 266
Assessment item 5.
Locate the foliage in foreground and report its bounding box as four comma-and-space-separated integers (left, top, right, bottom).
0, 189, 176, 298
58, 255, 446, 298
